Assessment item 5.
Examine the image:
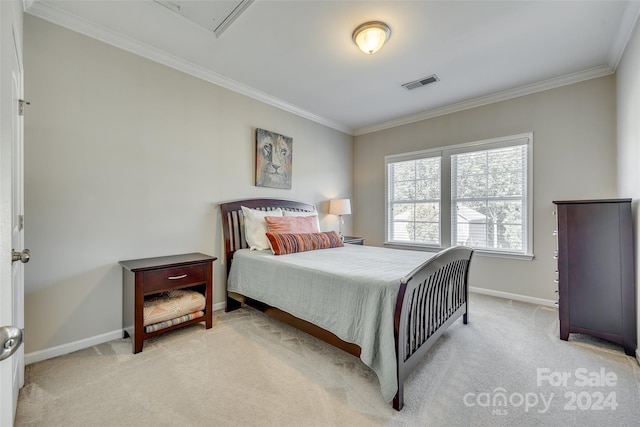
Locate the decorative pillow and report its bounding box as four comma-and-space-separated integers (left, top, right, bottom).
241, 206, 283, 250
264, 215, 320, 234
266, 231, 344, 255
283, 209, 321, 231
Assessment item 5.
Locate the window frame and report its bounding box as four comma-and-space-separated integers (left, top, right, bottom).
386, 152, 442, 247
385, 133, 534, 260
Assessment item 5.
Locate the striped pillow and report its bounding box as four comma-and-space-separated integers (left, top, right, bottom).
266, 231, 344, 255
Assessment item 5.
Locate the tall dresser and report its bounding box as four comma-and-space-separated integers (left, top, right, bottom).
553, 199, 636, 356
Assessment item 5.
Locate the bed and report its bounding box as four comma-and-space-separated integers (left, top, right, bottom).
219, 198, 473, 410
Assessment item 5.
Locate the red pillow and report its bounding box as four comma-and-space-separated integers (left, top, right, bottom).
266, 231, 343, 255
264, 215, 320, 234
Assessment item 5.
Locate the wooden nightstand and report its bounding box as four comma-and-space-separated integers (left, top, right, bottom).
343, 236, 365, 245
119, 253, 216, 353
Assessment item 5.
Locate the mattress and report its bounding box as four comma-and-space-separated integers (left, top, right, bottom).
227, 244, 434, 402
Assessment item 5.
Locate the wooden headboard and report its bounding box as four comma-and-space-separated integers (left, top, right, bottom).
218, 198, 316, 273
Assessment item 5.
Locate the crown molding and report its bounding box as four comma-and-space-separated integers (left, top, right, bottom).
353, 65, 614, 136
24, 1, 354, 136
607, 0, 640, 70
24, 1, 625, 139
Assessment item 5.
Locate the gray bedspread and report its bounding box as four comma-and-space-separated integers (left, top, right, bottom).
227, 244, 434, 402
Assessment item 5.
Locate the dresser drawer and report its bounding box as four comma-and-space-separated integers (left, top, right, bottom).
143, 264, 206, 294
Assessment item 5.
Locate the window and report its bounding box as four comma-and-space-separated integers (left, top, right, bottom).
386, 133, 533, 258
387, 156, 441, 245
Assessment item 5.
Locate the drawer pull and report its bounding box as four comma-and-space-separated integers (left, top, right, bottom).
168, 274, 188, 280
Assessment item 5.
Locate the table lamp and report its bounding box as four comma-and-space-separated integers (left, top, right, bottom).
329, 198, 351, 240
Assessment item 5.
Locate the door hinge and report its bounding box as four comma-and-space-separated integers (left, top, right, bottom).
18, 99, 30, 116
18, 215, 24, 231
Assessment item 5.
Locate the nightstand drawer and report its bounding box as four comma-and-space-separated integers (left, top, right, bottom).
143, 264, 206, 294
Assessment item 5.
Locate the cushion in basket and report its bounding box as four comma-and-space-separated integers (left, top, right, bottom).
266, 231, 343, 255
143, 289, 205, 326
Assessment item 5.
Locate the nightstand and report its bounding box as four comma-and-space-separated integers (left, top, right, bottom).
343, 236, 365, 245
119, 252, 216, 353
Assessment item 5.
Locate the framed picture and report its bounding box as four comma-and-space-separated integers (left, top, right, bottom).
255, 128, 293, 189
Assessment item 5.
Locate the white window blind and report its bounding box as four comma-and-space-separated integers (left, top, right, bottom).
385, 133, 533, 257
387, 156, 441, 245
451, 144, 528, 253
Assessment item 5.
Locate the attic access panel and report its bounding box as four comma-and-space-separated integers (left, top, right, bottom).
154, 0, 253, 37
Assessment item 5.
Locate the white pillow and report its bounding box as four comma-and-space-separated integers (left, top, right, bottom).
241, 206, 283, 250
283, 209, 321, 232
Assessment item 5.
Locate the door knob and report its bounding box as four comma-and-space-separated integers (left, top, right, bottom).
0, 326, 23, 361
11, 248, 30, 264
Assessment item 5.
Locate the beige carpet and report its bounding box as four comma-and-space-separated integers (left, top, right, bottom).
15, 294, 640, 426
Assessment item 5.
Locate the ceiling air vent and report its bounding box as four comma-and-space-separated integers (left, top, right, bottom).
402, 74, 439, 90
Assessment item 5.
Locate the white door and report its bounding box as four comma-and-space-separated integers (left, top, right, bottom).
0, 1, 25, 425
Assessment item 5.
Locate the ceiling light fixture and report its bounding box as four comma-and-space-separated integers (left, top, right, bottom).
352, 21, 391, 55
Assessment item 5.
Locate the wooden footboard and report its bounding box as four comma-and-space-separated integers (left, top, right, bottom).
220, 198, 474, 411
393, 246, 473, 410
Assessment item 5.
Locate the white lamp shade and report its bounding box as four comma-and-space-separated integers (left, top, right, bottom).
329, 199, 351, 215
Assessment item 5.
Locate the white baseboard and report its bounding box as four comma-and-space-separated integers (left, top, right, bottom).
26, 294, 553, 365
470, 287, 557, 308
25, 301, 228, 365
25, 329, 123, 365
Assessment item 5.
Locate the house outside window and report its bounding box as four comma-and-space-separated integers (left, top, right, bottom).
386, 133, 533, 258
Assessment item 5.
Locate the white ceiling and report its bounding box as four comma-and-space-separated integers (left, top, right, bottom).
25, 1, 640, 136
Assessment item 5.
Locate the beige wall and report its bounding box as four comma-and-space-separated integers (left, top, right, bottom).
616, 17, 640, 359
23, 16, 353, 355
354, 76, 617, 301
23, 12, 627, 359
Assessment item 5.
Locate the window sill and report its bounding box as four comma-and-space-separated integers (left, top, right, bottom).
383, 242, 534, 261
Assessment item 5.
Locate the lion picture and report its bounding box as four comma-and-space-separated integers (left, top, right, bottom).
255, 128, 293, 189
